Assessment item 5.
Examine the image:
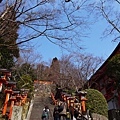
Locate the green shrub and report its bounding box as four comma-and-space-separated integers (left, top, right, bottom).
85, 89, 108, 118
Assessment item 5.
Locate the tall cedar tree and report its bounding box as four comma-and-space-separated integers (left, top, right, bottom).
48, 57, 60, 82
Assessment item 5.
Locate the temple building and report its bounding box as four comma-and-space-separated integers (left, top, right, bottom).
87, 42, 120, 119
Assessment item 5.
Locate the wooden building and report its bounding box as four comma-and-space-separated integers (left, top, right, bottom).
88, 42, 120, 111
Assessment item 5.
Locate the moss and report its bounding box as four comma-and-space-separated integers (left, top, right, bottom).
85, 89, 108, 118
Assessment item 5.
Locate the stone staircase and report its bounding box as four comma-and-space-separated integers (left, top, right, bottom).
29, 85, 55, 120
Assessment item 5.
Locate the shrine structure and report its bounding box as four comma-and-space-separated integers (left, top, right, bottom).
87, 42, 120, 119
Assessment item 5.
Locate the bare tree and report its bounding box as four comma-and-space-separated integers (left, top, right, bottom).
58, 55, 76, 88
92, 0, 120, 41
1, 0, 118, 52
73, 53, 104, 79
14, 45, 42, 66
13, 46, 42, 78
59, 53, 104, 90
36, 63, 50, 80
0, 0, 93, 50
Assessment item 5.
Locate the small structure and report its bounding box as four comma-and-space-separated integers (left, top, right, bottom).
2, 81, 16, 116
9, 90, 20, 120
0, 69, 11, 92
88, 42, 120, 119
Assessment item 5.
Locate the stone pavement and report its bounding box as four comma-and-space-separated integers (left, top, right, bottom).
29, 85, 55, 120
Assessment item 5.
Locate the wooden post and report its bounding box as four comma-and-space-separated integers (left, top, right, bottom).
69, 97, 75, 107
63, 94, 66, 102
78, 91, 87, 114
2, 89, 12, 116
9, 96, 16, 120
81, 98, 87, 113
0, 75, 7, 92
2, 81, 16, 117
66, 97, 70, 108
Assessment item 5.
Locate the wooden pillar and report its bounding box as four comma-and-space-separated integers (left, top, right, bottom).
9, 97, 16, 120
78, 91, 87, 114
69, 97, 75, 107
2, 89, 12, 116
66, 97, 70, 108
0, 76, 6, 92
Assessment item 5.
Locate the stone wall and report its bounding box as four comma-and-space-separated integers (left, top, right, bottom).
11, 106, 22, 120
92, 113, 108, 120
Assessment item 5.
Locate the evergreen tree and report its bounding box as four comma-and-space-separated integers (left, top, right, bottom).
0, 6, 19, 69
48, 57, 60, 82
85, 89, 108, 118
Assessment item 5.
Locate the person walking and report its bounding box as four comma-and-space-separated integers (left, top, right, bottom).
41, 106, 49, 120
69, 105, 74, 120
59, 102, 66, 120
43, 106, 50, 113
66, 108, 71, 120
53, 106, 60, 120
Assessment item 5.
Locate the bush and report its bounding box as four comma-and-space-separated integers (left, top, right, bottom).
85, 89, 108, 118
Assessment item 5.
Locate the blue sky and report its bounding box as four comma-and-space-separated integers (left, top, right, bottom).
82, 21, 119, 60
22, 0, 119, 63
33, 21, 119, 62
33, 36, 119, 62
33, 26, 119, 62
